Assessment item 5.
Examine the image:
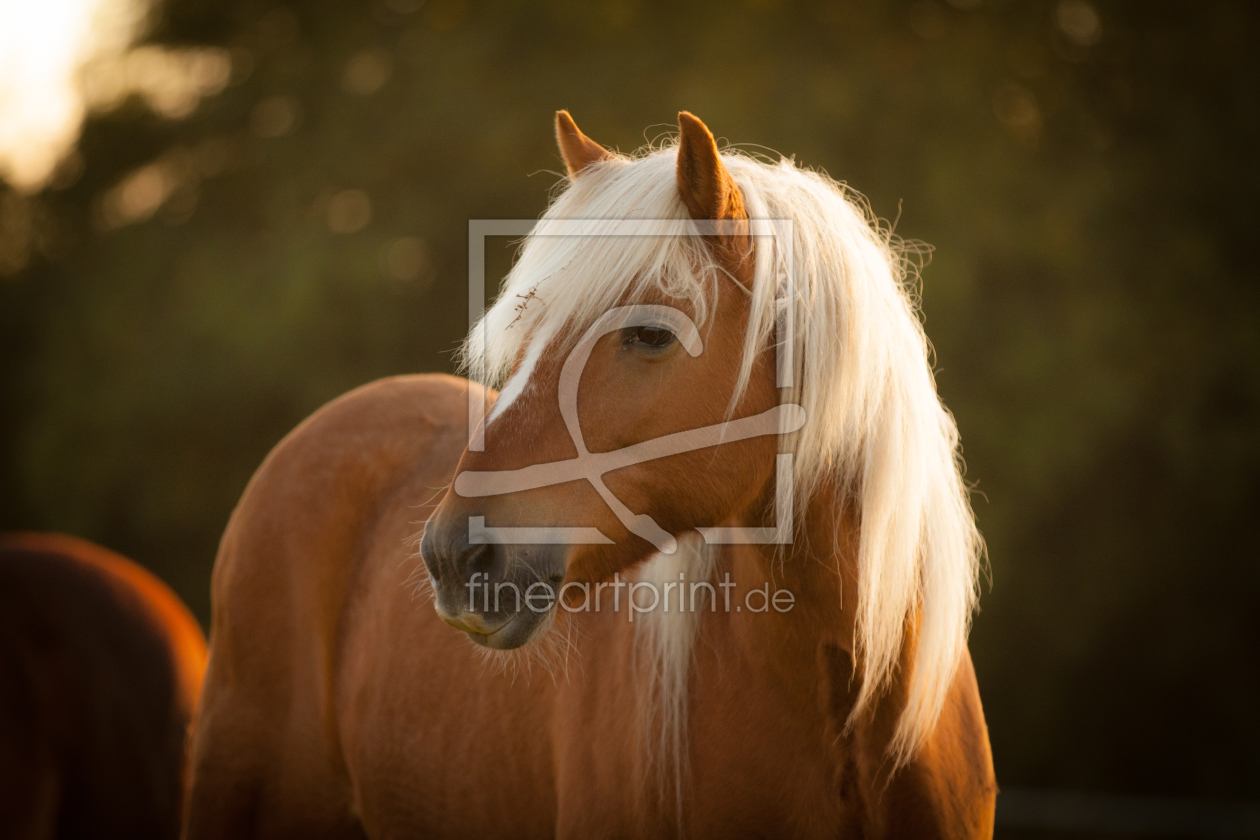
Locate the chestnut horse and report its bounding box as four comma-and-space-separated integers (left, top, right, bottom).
0, 532, 206, 839
186, 111, 996, 838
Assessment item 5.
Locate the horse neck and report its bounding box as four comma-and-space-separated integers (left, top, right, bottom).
718, 477, 863, 700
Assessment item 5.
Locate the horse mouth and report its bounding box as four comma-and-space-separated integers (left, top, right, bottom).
461, 610, 551, 650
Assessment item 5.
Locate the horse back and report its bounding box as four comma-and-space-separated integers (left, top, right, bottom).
0, 532, 207, 840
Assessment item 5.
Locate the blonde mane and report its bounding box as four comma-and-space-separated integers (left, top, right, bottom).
462, 142, 983, 767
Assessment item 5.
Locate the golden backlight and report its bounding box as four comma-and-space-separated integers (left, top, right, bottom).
0, 0, 229, 192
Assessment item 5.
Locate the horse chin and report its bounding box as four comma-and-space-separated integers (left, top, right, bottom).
465, 608, 553, 650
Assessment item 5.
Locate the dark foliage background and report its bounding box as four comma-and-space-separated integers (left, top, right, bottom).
2, 0, 1256, 806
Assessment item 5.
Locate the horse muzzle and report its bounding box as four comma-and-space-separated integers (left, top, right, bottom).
419, 512, 566, 650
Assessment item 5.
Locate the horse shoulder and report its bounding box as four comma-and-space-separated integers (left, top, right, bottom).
188, 373, 483, 838
868, 648, 998, 839
210, 373, 478, 668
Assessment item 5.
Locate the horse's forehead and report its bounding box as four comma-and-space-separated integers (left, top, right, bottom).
488, 338, 549, 424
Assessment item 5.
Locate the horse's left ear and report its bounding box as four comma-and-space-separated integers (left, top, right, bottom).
676, 112, 747, 223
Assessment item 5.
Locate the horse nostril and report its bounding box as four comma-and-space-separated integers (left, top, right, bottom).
459, 543, 501, 582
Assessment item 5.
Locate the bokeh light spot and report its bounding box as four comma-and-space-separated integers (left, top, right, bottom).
1056, 0, 1102, 47
326, 189, 372, 233
383, 235, 431, 284
250, 95, 301, 138
343, 50, 393, 96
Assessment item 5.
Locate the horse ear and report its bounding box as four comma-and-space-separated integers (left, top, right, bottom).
676, 111, 746, 222
555, 110, 613, 177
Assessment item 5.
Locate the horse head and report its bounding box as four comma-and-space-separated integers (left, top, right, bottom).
420, 112, 783, 649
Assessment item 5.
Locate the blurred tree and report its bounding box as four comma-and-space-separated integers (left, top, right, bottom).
0, 0, 1256, 804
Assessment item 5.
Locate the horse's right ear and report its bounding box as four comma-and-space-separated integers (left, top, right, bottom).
556, 111, 613, 177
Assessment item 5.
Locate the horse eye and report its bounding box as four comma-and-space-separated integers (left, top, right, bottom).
625, 326, 677, 350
